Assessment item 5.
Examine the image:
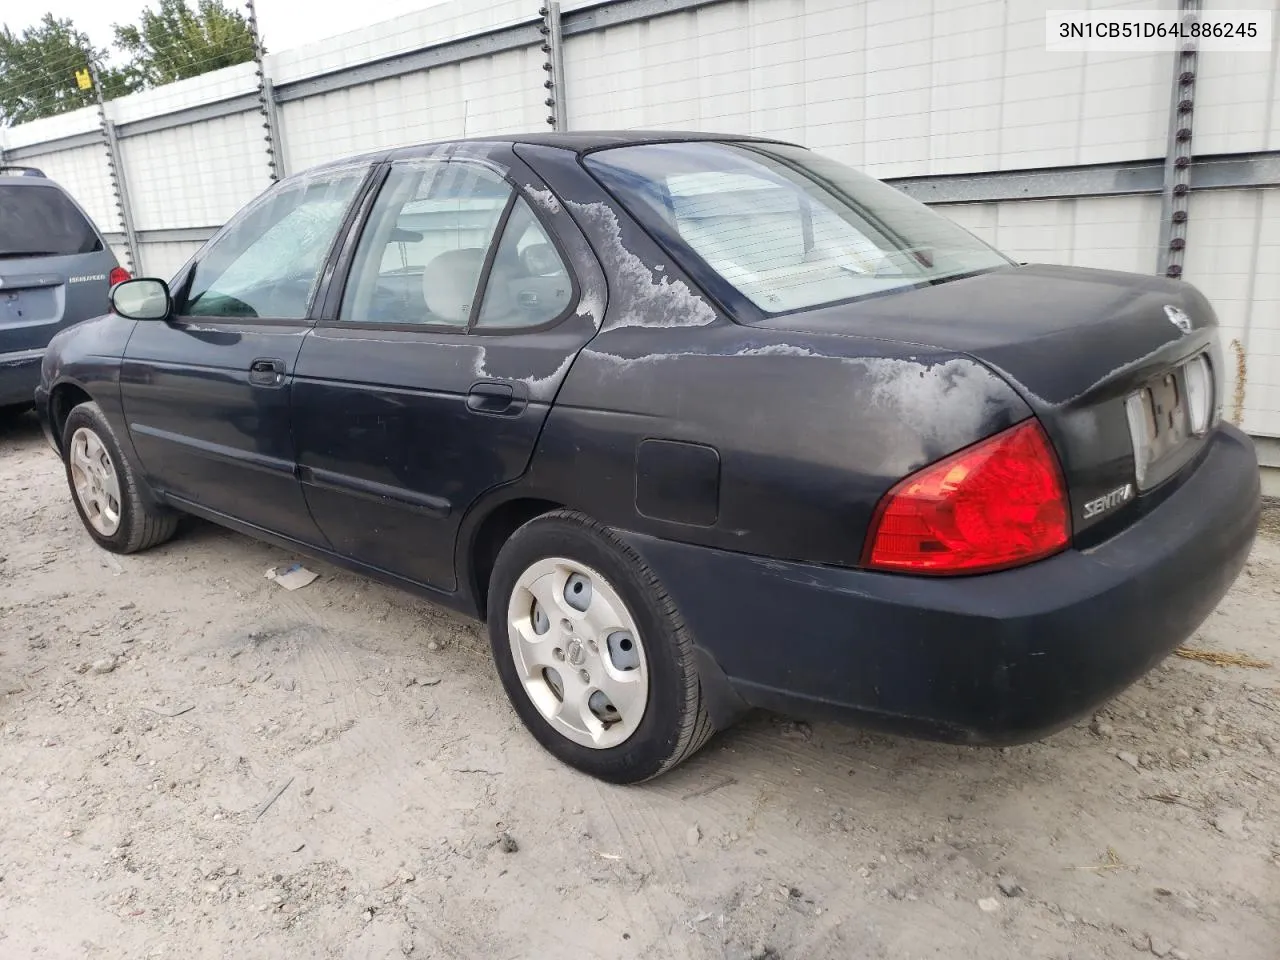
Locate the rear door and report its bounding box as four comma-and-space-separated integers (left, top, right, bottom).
0, 179, 117, 378
292, 152, 595, 591
120, 165, 370, 542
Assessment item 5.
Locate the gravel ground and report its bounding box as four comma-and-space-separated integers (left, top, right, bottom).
2, 410, 1278, 960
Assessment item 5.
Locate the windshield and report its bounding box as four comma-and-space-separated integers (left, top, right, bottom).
585, 141, 1011, 315
0, 184, 103, 258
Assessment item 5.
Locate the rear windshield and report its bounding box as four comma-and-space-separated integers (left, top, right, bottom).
585, 141, 1010, 315
0, 184, 103, 258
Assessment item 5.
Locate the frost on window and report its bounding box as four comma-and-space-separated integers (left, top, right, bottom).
184, 173, 363, 319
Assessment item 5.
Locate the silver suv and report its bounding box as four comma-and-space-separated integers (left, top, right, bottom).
1, 166, 126, 413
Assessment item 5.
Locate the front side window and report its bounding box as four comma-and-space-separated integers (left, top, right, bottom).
340, 161, 511, 327
182, 170, 364, 319
585, 141, 1011, 315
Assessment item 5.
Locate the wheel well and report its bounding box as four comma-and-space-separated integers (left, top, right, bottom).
470, 497, 562, 619
49, 383, 92, 449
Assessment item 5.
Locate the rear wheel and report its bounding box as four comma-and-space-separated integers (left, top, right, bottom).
62, 401, 178, 554
487, 510, 713, 783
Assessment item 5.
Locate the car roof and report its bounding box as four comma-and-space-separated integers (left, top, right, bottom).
300, 130, 799, 177
447, 130, 794, 152
0, 164, 56, 185
0, 175, 64, 187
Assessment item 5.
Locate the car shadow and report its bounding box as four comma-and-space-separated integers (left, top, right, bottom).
0, 408, 44, 447
640, 653, 1234, 861
156, 500, 1216, 809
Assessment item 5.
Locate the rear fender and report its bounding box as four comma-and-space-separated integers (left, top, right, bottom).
526, 323, 1032, 570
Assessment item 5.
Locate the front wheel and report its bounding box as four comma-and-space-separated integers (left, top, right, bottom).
487, 510, 713, 783
62, 401, 179, 554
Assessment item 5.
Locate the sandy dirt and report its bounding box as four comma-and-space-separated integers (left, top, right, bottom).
2, 410, 1278, 960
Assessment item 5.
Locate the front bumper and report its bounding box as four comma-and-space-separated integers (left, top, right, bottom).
0, 348, 43, 407
621, 424, 1260, 744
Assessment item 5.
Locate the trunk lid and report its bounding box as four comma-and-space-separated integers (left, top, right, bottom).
748, 263, 1222, 539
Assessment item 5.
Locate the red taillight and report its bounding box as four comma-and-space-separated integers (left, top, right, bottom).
108, 266, 131, 287
864, 419, 1069, 575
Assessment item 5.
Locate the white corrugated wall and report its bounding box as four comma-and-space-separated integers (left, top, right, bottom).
563, 0, 1173, 176
4, 107, 120, 235
118, 114, 272, 232
278, 46, 546, 171
2, 0, 1277, 455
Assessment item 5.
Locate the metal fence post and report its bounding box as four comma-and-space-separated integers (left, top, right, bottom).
540, 3, 567, 131
89, 62, 140, 272
1157, 0, 1199, 278
246, 0, 285, 180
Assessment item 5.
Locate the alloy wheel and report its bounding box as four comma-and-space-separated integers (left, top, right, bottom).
69, 427, 122, 536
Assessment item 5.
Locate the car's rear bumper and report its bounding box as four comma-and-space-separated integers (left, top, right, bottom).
0, 348, 43, 407
620, 424, 1260, 744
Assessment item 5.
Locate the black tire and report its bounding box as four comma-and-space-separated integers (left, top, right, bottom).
61, 400, 179, 554
487, 509, 713, 783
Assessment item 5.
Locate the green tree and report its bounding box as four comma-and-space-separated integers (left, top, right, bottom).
0, 14, 134, 125
114, 0, 258, 87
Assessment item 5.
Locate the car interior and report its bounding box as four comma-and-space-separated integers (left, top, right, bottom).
344, 164, 572, 329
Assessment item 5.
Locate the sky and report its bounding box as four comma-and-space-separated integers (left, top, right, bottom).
3, 0, 455, 58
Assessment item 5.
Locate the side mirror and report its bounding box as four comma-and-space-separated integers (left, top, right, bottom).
111, 278, 171, 321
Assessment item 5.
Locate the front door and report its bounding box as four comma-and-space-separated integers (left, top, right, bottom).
120, 165, 370, 543
292, 154, 595, 591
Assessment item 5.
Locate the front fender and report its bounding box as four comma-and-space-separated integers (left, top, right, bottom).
40, 312, 137, 459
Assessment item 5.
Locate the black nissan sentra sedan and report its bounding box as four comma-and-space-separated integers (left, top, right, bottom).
36, 132, 1260, 783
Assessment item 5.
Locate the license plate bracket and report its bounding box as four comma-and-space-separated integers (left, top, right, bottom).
1128, 366, 1191, 490
1, 291, 25, 322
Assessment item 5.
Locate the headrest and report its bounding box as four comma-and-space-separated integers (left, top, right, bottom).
422, 247, 486, 324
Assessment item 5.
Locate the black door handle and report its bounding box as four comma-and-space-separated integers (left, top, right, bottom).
249, 358, 286, 387
466, 381, 525, 416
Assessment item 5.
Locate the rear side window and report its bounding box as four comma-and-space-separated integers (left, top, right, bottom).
0, 185, 102, 257
476, 197, 572, 329
340, 160, 511, 327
